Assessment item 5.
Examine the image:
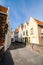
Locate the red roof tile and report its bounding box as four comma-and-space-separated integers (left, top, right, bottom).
0, 5, 8, 13
35, 19, 43, 26
15, 29, 19, 33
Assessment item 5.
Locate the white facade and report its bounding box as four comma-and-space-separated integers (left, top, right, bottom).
28, 17, 40, 44
14, 17, 43, 44
23, 22, 29, 37
14, 25, 23, 42
22, 22, 29, 43
18, 25, 23, 42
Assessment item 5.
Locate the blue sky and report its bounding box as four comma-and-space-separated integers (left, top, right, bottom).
0, 0, 43, 31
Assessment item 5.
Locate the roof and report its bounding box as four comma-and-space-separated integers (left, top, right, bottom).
18, 24, 24, 30
15, 29, 19, 33
21, 26, 23, 30
0, 5, 8, 13
34, 19, 43, 26
30, 17, 43, 26
24, 22, 29, 26
26, 22, 29, 25
21, 24, 24, 30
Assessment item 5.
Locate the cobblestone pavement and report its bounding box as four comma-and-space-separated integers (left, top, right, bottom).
0, 42, 43, 65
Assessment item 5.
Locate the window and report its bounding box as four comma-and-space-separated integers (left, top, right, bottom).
26, 30, 28, 36
30, 28, 33, 35
23, 31, 25, 35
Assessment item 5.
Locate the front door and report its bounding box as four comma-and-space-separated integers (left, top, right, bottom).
25, 37, 28, 43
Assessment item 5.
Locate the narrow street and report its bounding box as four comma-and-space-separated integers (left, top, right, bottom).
0, 42, 43, 65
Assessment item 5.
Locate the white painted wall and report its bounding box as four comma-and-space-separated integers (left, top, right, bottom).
28, 17, 39, 44
18, 26, 23, 42
22, 22, 29, 38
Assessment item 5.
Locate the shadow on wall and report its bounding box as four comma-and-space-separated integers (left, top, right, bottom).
9, 41, 26, 50
0, 50, 15, 65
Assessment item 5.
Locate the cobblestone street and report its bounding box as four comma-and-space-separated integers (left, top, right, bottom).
0, 42, 43, 65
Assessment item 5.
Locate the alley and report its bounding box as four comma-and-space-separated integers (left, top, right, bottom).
0, 42, 43, 65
